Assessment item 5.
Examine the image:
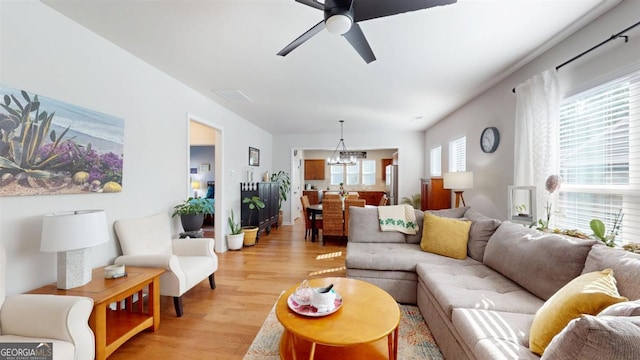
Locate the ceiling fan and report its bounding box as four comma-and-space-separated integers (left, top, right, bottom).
277, 0, 457, 64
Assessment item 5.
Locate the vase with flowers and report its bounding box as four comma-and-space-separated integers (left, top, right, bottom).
533, 175, 561, 231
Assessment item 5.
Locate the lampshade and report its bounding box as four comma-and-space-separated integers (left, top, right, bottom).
192, 181, 201, 190
326, 14, 352, 35
41, 210, 108, 289
443, 172, 474, 190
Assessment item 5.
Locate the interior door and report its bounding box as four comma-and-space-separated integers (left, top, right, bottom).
292, 156, 301, 221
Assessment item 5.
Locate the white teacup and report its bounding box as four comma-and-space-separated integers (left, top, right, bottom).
311, 288, 336, 312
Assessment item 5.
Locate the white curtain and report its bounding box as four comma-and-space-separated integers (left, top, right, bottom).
513, 69, 560, 226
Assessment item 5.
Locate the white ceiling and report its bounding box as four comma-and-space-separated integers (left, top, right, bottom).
43, 0, 618, 135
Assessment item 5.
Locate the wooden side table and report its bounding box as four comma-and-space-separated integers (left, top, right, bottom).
29, 266, 165, 360
276, 277, 400, 360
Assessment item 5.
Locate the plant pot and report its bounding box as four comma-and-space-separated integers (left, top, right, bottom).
226, 233, 244, 251
181, 214, 204, 232
241, 226, 259, 246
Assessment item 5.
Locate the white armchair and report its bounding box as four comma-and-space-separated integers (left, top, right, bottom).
114, 212, 218, 317
0, 245, 94, 360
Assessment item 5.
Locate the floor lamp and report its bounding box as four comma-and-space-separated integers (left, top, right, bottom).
40, 210, 109, 289
443, 172, 474, 208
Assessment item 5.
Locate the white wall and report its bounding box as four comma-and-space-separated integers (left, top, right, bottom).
425, 0, 640, 220
274, 131, 424, 224
0, 0, 272, 294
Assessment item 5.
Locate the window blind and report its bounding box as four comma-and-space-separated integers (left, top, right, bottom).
430, 146, 442, 176
556, 68, 640, 244
449, 136, 466, 172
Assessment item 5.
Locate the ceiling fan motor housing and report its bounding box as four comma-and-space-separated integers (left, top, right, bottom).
324, 7, 354, 34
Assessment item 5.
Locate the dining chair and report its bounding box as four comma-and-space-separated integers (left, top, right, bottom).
301, 195, 322, 240
344, 198, 366, 238
321, 198, 344, 244
347, 192, 360, 199
379, 194, 389, 206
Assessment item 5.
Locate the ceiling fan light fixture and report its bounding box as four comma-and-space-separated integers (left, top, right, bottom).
325, 14, 352, 35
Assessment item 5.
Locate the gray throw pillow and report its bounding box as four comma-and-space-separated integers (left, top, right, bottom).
599, 299, 640, 316
463, 209, 501, 262
541, 315, 640, 360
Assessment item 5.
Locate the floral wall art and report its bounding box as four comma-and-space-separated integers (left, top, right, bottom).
0, 85, 124, 196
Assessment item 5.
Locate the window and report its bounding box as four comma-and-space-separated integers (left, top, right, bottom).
330, 165, 344, 185
330, 160, 377, 185
362, 160, 376, 185
430, 146, 442, 176
555, 69, 640, 245
449, 136, 466, 172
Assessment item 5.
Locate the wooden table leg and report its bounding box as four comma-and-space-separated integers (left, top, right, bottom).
91, 303, 107, 360
308, 342, 316, 360
311, 211, 317, 242
150, 276, 161, 331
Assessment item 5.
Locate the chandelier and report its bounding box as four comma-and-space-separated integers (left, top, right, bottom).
327, 120, 357, 166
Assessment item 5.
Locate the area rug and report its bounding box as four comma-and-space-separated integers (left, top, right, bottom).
243, 303, 443, 359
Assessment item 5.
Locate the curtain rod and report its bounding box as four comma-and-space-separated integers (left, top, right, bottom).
512, 20, 640, 93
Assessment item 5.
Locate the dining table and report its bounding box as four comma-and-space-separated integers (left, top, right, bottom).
306, 203, 375, 243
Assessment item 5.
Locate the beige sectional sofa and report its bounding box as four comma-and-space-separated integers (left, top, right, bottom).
346, 206, 640, 359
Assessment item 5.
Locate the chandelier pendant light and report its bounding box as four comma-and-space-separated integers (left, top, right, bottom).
327, 120, 357, 166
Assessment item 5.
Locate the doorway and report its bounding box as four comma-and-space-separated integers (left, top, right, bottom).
188, 115, 225, 252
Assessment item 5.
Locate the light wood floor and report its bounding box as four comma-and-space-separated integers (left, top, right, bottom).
109, 218, 347, 360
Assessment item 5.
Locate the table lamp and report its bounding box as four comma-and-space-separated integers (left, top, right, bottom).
40, 210, 109, 289
192, 180, 201, 198
443, 172, 474, 208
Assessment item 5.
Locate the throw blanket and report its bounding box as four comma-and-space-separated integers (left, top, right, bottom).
378, 204, 418, 235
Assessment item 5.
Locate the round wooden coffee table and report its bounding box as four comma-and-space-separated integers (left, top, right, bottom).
276, 277, 400, 360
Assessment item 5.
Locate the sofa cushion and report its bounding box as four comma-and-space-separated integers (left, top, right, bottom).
346, 242, 462, 272
484, 221, 596, 300
452, 309, 538, 360
420, 213, 471, 260
417, 262, 544, 319
541, 315, 640, 360
348, 207, 407, 243
599, 299, 640, 316
582, 244, 640, 300
463, 209, 502, 262
529, 269, 628, 355
406, 207, 469, 244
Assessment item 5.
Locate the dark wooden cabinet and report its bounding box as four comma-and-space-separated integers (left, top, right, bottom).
357, 191, 386, 206
241, 182, 279, 240
304, 159, 325, 180
381, 158, 393, 181
420, 178, 451, 210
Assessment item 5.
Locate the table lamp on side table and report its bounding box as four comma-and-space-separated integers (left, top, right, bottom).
443, 172, 474, 208
40, 210, 109, 289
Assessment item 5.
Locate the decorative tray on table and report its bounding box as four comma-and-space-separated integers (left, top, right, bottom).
287, 290, 343, 317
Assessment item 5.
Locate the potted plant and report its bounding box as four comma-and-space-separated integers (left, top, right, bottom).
270, 170, 291, 227
172, 197, 214, 232
241, 196, 265, 246
401, 194, 421, 208
227, 209, 244, 250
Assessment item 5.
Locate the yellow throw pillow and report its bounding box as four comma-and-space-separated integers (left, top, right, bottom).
420, 213, 471, 259
529, 269, 628, 355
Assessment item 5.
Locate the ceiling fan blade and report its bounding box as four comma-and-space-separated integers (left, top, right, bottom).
343, 23, 376, 63
277, 20, 326, 57
295, 0, 325, 11
353, 0, 456, 22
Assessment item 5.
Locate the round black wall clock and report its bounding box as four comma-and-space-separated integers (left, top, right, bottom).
480, 127, 500, 153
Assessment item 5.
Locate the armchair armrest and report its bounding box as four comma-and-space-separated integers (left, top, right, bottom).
1, 294, 94, 359
172, 238, 215, 257
114, 254, 180, 271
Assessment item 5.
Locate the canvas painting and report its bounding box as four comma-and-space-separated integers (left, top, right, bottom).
0, 85, 124, 196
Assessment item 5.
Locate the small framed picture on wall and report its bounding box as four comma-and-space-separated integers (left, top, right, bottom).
190, 167, 198, 174
249, 147, 260, 166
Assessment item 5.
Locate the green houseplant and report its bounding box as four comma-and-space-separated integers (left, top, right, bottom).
226, 209, 244, 250
401, 194, 421, 208
172, 197, 214, 232
270, 170, 291, 226
241, 196, 265, 246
